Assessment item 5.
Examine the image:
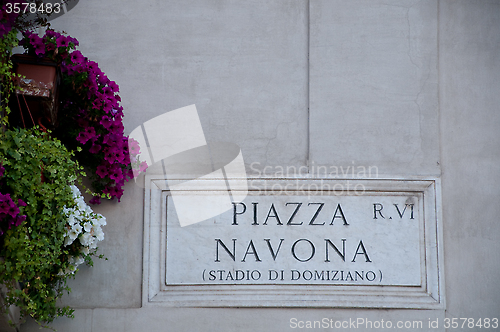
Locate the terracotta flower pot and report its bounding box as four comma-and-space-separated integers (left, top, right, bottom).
9, 54, 60, 130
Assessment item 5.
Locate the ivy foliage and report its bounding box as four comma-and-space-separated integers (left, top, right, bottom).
0, 28, 20, 127
0, 128, 83, 324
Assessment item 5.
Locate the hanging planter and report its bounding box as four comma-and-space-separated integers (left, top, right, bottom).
16, 29, 146, 204
9, 54, 60, 130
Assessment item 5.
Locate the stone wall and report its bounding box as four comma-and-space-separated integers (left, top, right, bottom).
20, 0, 500, 331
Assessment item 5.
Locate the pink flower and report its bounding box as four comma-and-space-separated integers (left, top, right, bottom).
128, 138, 140, 155
139, 161, 148, 172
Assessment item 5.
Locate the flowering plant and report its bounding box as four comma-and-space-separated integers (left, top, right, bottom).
0, 164, 27, 237
60, 185, 106, 276
19, 29, 145, 203
0, 1, 22, 127
0, 128, 92, 325
0, 11, 141, 327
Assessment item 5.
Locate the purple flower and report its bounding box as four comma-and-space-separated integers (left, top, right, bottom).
89, 196, 101, 205
35, 43, 45, 56
109, 81, 119, 93
46, 42, 56, 52
102, 133, 118, 145
0, 8, 9, 21
68, 36, 79, 46
104, 185, 124, 201
0, 25, 9, 39
96, 165, 108, 178
87, 61, 99, 72
0, 201, 8, 214
92, 98, 102, 110
70, 50, 84, 64
76, 127, 97, 144
64, 66, 75, 76
104, 146, 123, 164
46, 30, 57, 38
103, 86, 114, 98
102, 103, 113, 114
100, 116, 112, 129
0, 191, 26, 235
56, 35, 69, 48
15, 214, 26, 226
7, 204, 19, 218
89, 143, 102, 154
77, 118, 89, 128
29, 34, 42, 46
109, 167, 123, 182
108, 120, 124, 134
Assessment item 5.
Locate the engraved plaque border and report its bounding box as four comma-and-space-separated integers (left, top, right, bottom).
142, 176, 444, 309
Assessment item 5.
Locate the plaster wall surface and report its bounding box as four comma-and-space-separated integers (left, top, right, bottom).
19, 0, 500, 331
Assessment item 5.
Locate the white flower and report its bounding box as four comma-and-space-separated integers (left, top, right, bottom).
65, 265, 77, 275
83, 222, 93, 233
67, 224, 82, 242
70, 255, 85, 267
96, 215, 106, 226
79, 232, 92, 246
94, 227, 104, 241
89, 239, 98, 249
70, 185, 81, 197
71, 223, 82, 234
62, 184, 106, 259
64, 236, 74, 246
67, 214, 77, 226
77, 199, 86, 212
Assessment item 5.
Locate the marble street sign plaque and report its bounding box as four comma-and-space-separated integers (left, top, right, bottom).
166, 194, 421, 286
143, 178, 443, 309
